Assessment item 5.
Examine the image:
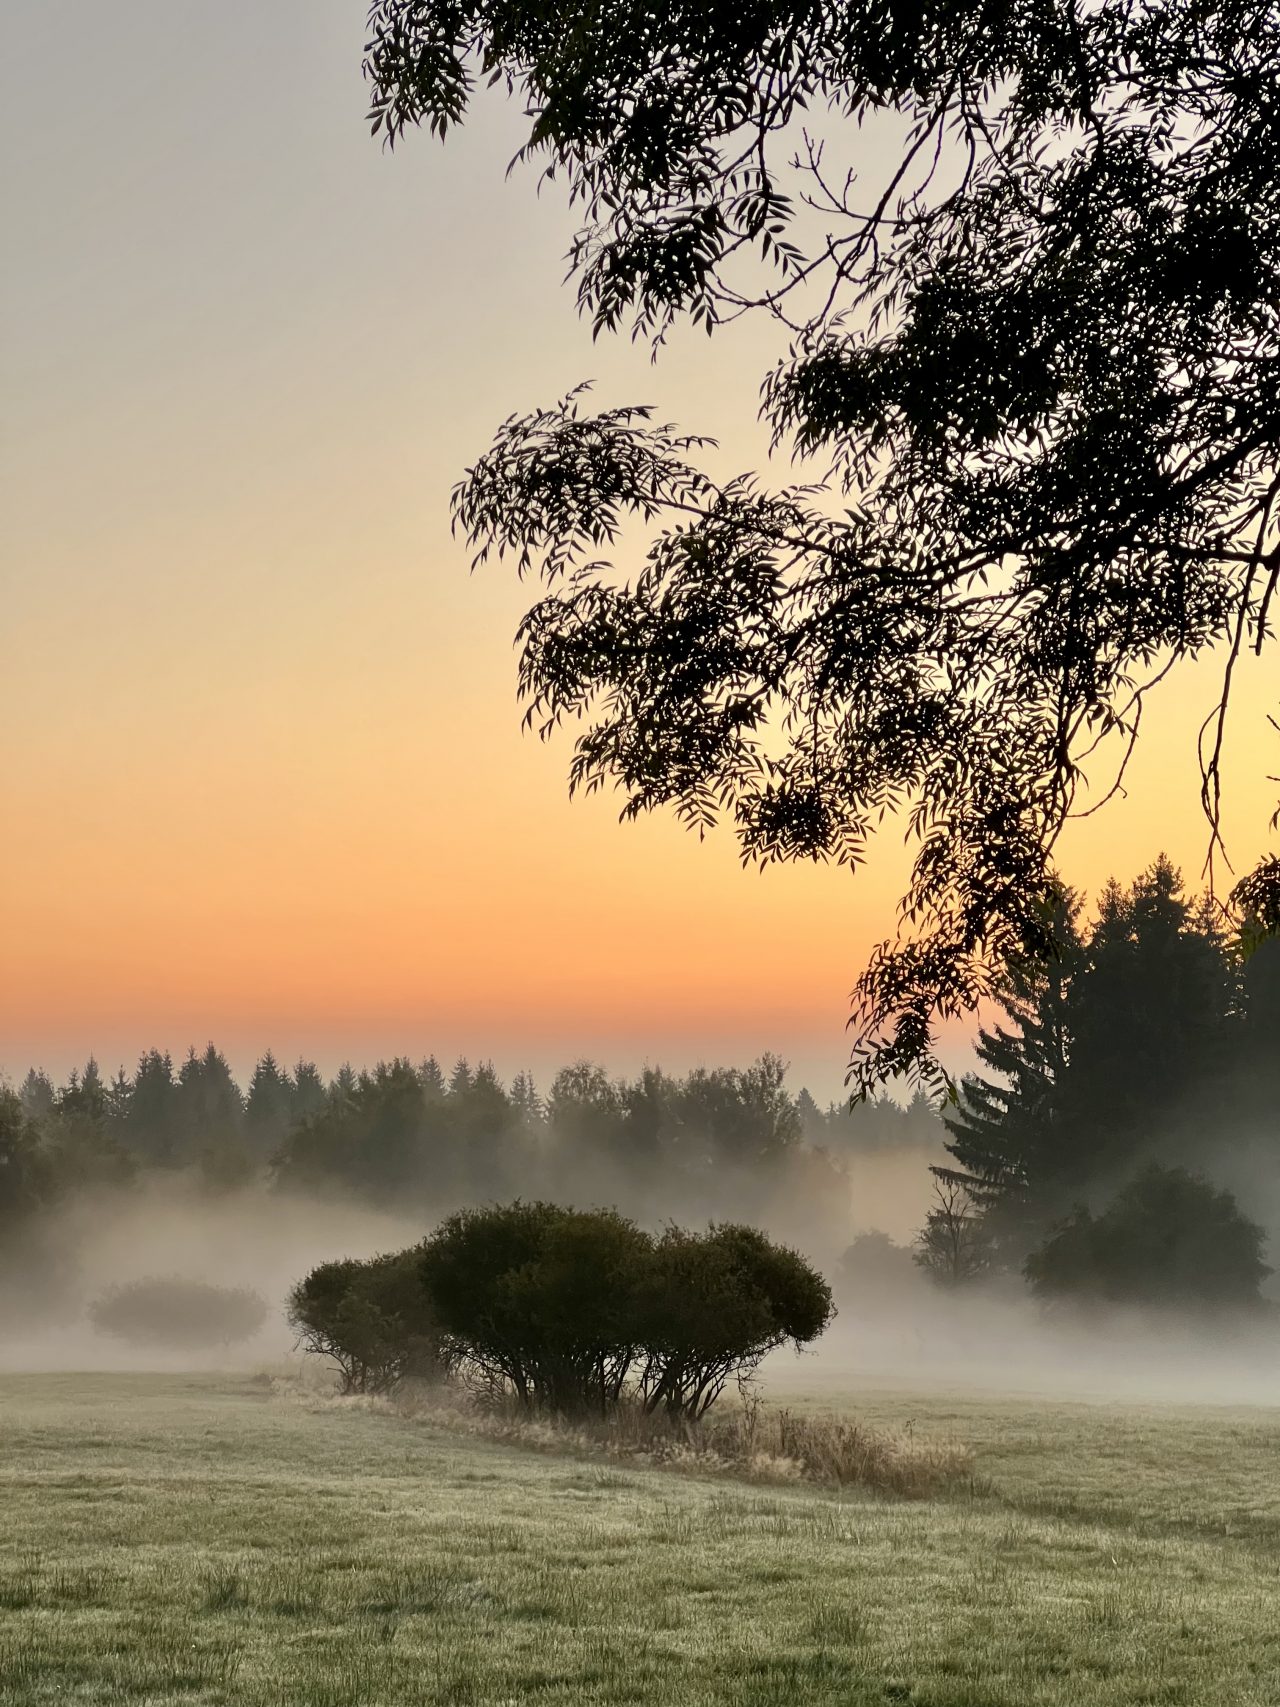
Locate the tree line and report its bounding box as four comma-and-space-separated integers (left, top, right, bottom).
1, 1046, 943, 1253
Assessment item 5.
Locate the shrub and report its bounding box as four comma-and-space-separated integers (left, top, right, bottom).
1024, 1165, 1271, 1309
286, 1249, 446, 1394
88, 1277, 267, 1350
296, 1203, 836, 1420
418, 1202, 653, 1415
636, 1223, 834, 1420
836, 1230, 918, 1298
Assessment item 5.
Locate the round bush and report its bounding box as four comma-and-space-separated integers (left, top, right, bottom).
637, 1222, 835, 1419
418, 1201, 653, 1415
88, 1277, 267, 1349
287, 1248, 446, 1394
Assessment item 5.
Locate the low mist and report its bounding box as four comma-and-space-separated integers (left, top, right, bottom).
4, 1156, 1277, 1412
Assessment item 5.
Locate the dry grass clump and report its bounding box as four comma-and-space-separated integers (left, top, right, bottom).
710, 1400, 976, 1497
390, 1383, 973, 1498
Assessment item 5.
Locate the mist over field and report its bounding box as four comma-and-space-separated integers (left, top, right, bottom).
5, 1136, 1277, 1411
0, 1133, 940, 1368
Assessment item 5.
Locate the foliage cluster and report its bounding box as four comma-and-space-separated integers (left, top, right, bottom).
364, 0, 1279, 1093
1024, 1166, 1271, 1310
291, 1202, 833, 1419
287, 1249, 448, 1394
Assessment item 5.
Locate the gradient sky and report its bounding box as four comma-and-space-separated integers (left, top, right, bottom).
3, 1, 1275, 1100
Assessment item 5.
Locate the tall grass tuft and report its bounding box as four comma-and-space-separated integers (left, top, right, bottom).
387, 1384, 973, 1498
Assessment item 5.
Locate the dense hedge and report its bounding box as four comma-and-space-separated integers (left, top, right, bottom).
290, 1203, 833, 1416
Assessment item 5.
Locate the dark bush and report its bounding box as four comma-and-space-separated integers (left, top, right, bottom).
1024, 1165, 1271, 1310
418, 1202, 652, 1415
287, 1248, 446, 1394
295, 1203, 835, 1419
837, 1230, 918, 1298
89, 1277, 267, 1350
637, 1223, 834, 1420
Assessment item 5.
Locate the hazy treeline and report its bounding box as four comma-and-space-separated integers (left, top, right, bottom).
2, 1046, 942, 1269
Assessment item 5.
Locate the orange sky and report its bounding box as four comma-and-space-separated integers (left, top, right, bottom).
2, 2, 1275, 1100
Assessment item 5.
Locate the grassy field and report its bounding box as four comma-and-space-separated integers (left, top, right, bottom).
0, 1373, 1277, 1706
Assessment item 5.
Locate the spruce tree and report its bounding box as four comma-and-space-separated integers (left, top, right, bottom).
244, 1051, 294, 1158
19, 1069, 55, 1123
941, 891, 1081, 1253
290, 1060, 327, 1125
1061, 857, 1238, 1182
127, 1050, 177, 1163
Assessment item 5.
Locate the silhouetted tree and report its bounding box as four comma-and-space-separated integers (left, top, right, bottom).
942, 889, 1082, 1251
447, 1058, 472, 1099
0, 1087, 52, 1230
245, 1051, 294, 1158
365, 0, 1280, 1091
414, 1202, 833, 1418
824, 1091, 947, 1154
126, 1050, 178, 1164
417, 1055, 446, 1102
547, 1062, 627, 1159
1062, 860, 1237, 1178
45, 1061, 135, 1193
288, 1250, 446, 1394
290, 1060, 327, 1125
105, 1067, 133, 1131
418, 1201, 653, 1415
636, 1223, 834, 1419
273, 1059, 446, 1203
18, 1070, 55, 1124
914, 1177, 992, 1288
941, 862, 1250, 1258
175, 1044, 244, 1162
452, 1061, 516, 1200
677, 1054, 800, 1170
329, 1062, 358, 1102
59, 1059, 106, 1124
509, 1071, 543, 1131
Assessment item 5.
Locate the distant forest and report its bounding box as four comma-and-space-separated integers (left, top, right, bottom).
3, 856, 1276, 1308
2, 1039, 942, 1252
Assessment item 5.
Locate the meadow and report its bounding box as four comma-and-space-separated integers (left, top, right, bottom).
0, 1372, 1276, 1707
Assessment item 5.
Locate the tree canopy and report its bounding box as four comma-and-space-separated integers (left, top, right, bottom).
364, 0, 1280, 1089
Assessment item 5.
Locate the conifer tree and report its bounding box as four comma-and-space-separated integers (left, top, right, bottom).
942, 891, 1081, 1251
127, 1050, 177, 1163
329, 1063, 358, 1103
18, 1069, 55, 1124
176, 1044, 245, 1168
290, 1060, 327, 1124
244, 1051, 294, 1157
417, 1056, 446, 1102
